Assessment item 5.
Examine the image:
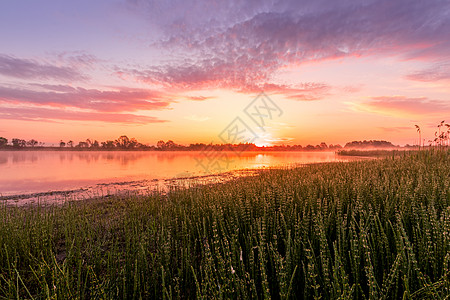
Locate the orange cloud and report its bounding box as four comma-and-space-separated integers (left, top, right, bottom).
377, 126, 413, 132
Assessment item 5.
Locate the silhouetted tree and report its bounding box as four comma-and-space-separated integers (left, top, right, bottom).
115, 135, 128, 148
101, 140, 115, 149
77, 141, 88, 148
0, 137, 7, 147
86, 139, 93, 148
157, 140, 166, 149
60, 140, 66, 147
67, 140, 74, 147
165, 140, 176, 149
92, 140, 99, 148
26, 139, 38, 147
115, 135, 140, 149
344, 140, 395, 149
327, 144, 341, 150
12, 138, 26, 148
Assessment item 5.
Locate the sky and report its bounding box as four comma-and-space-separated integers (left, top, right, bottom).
0, 0, 449, 147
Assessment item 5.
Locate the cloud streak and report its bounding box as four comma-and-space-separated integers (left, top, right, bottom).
356, 96, 450, 117
0, 54, 86, 81
377, 126, 413, 132
0, 106, 166, 124
406, 63, 450, 82
0, 85, 172, 113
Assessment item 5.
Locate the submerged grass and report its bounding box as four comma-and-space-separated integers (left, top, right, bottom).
1, 150, 449, 299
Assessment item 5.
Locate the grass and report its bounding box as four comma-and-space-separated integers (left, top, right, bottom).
1, 149, 449, 299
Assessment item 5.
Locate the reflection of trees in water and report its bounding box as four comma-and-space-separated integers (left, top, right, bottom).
77, 153, 101, 164
104, 153, 115, 161
68, 152, 149, 166
59, 153, 75, 162
101, 152, 149, 166
11, 153, 38, 163
58, 152, 144, 165
156, 153, 177, 162
0, 152, 40, 165
0, 152, 188, 172
95, 152, 181, 166
1, 151, 219, 168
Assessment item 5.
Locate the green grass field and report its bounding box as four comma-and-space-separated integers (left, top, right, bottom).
1, 150, 449, 299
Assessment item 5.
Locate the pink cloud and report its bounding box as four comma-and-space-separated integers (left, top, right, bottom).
0, 85, 173, 113
406, 63, 450, 82
56, 51, 98, 69
185, 95, 215, 101
123, 0, 450, 95
274, 83, 331, 101
0, 55, 86, 81
29, 84, 77, 92
340, 85, 363, 94
0, 106, 166, 124
125, 61, 330, 100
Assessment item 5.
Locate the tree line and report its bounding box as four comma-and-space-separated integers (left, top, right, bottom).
1, 122, 448, 151
0, 135, 344, 151
0, 135, 406, 151
2, 123, 449, 151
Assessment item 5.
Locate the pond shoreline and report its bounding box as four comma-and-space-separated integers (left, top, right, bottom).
0, 156, 379, 207
1, 150, 366, 198
0, 168, 264, 206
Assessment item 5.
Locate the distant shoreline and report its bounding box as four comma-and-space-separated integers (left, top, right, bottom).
0, 147, 413, 152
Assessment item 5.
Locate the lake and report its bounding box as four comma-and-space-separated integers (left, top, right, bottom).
0, 151, 362, 203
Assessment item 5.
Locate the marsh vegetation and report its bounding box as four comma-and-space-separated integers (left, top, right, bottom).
0, 150, 449, 298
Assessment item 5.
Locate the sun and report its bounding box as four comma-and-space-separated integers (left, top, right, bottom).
254, 132, 275, 147
254, 141, 272, 147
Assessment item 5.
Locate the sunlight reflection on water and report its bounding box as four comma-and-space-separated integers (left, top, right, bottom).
0, 150, 364, 204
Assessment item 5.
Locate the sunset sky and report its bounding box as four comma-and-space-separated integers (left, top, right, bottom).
0, 0, 449, 146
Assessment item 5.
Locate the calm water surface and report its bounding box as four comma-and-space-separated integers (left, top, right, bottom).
0, 151, 360, 197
